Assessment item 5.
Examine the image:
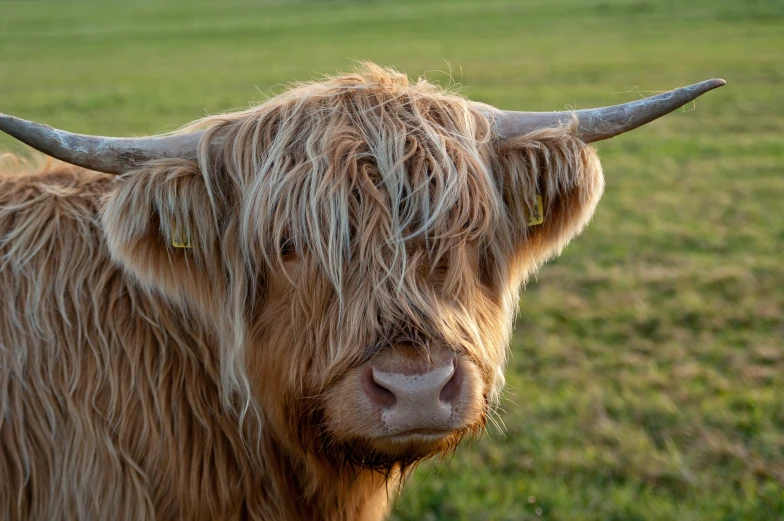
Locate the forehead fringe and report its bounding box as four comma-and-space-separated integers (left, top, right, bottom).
199, 63, 505, 297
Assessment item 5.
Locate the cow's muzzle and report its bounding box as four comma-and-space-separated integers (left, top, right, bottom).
362, 354, 464, 436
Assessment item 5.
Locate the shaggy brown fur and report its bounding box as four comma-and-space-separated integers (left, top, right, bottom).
0, 64, 603, 520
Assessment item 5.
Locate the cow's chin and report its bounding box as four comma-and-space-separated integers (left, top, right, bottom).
325, 428, 472, 472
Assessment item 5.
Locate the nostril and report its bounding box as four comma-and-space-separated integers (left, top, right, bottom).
439, 359, 462, 404
362, 366, 397, 408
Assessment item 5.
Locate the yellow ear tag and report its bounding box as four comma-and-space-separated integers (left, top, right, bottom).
527, 194, 544, 226
171, 220, 193, 249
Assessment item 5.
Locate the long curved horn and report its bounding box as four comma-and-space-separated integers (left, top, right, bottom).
0, 113, 203, 175
495, 79, 726, 143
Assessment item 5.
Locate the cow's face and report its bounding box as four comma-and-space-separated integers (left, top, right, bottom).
226, 76, 517, 469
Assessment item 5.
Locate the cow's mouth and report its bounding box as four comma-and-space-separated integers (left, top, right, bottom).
394, 428, 451, 436
372, 428, 459, 451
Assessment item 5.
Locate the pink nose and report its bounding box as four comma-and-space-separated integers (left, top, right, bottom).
362, 358, 462, 434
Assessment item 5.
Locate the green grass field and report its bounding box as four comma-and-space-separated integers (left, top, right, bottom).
1, 0, 782, 519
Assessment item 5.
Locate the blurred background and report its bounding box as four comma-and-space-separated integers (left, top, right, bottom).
1, 0, 781, 519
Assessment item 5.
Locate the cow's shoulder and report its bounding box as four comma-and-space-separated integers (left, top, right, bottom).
0, 156, 118, 288
0, 156, 115, 203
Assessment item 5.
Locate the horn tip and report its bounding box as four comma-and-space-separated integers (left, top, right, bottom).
689, 78, 726, 98
700, 78, 726, 91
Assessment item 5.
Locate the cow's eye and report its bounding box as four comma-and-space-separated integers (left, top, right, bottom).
280, 238, 297, 261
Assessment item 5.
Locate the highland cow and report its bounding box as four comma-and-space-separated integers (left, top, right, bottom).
0, 64, 723, 520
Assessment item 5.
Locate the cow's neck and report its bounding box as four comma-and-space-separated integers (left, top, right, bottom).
259, 427, 399, 521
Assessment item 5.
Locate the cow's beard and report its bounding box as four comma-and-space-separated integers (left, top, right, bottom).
313, 423, 479, 476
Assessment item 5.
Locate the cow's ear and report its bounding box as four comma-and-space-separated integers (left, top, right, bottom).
102, 160, 224, 315
494, 129, 605, 280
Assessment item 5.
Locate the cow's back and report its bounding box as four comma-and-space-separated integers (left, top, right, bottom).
0, 161, 254, 520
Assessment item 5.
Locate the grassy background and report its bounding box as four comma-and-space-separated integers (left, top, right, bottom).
1, 0, 782, 519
